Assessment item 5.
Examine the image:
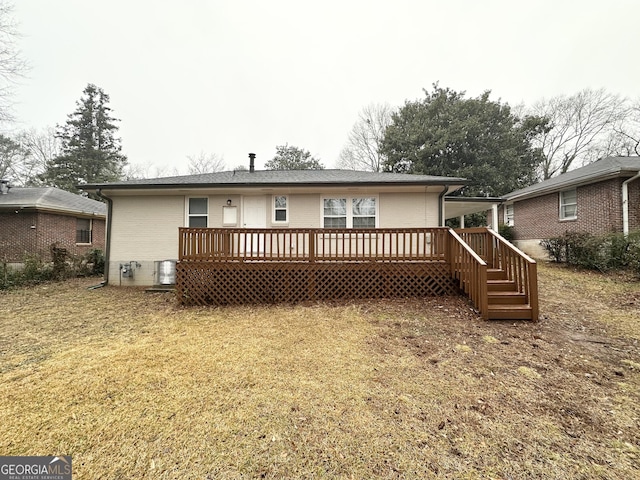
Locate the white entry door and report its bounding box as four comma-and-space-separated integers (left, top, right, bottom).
243, 196, 266, 254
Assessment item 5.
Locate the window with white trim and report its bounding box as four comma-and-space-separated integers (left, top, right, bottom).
504, 204, 514, 226
273, 195, 288, 223
352, 197, 376, 228
323, 196, 378, 228
559, 189, 577, 220
188, 197, 208, 227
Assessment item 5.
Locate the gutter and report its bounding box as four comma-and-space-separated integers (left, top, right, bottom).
438, 186, 449, 226
622, 171, 640, 236
92, 188, 113, 287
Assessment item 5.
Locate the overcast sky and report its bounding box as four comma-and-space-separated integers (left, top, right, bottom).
11, 0, 640, 174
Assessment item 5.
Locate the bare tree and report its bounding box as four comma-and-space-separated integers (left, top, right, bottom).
0, 1, 27, 124
529, 88, 630, 179
338, 103, 393, 172
13, 127, 60, 184
0, 133, 27, 182
123, 163, 180, 180
609, 99, 640, 156
186, 151, 226, 174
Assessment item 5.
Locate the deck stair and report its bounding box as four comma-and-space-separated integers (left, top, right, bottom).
486, 268, 533, 320
455, 228, 539, 322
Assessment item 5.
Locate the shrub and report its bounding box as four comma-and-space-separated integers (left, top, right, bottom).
541, 230, 640, 275
627, 231, 640, 277
540, 236, 566, 263
498, 224, 515, 241
16, 254, 55, 286
86, 249, 105, 276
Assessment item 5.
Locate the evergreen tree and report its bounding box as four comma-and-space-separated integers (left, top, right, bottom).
381, 84, 547, 197
265, 144, 324, 170
40, 84, 127, 194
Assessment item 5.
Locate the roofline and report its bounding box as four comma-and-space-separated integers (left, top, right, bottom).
0, 204, 106, 217
506, 169, 638, 201
445, 196, 504, 203
81, 178, 469, 190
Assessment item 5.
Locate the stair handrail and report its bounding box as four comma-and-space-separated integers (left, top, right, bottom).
484, 229, 538, 321
447, 229, 489, 320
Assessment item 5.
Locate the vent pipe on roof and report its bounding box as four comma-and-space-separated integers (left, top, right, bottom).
0, 179, 10, 194
248, 153, 256, 173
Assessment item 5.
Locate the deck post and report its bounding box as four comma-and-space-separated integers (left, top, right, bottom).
308, 232, 316, 263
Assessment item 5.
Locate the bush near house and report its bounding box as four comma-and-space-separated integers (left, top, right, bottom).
0, 249, 105, 290
541, 230, 640, 275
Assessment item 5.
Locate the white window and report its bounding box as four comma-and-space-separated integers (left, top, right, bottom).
323, 198, 347, 228
352, 197, 376, 228
188, 197, 208, 227
560, 189, 577, 220
504, 204, 514, 226
273, 195, 288, 223
323, 196, 378, 228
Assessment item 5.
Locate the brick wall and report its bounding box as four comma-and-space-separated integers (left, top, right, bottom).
0, 210, 106, 262
512, 178, 633, 240
0, 211, 38, 261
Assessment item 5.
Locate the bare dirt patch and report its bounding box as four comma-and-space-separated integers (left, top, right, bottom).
0, 264, 639, 479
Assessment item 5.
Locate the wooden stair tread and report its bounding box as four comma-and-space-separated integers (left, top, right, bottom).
487, 279, 517, 291
487, 304, 533, 320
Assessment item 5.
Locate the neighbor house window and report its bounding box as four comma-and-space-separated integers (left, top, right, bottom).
323, 196, 378, 228
76, 218, 92, 244
504, 204, 514, 226
188, 197, 208, 227
273, 195, 288, 223
559, 189, 577, 220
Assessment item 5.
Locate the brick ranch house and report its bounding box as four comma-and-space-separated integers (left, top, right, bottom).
496, 156, 640, 258
0, 181, 106, 266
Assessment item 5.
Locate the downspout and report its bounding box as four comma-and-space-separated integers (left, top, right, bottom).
438, 186, 449, 227
90, 188, 113, 288
622, 171, 640, 236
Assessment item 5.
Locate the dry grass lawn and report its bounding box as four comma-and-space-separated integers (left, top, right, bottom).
1, 263, 639, 479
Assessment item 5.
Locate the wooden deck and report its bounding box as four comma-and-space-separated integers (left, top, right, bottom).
176, 227, 538, 320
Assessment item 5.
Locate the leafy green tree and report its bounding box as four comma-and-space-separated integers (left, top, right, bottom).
40, 84, 127, 194
381, 84, 548, 197
265, 144, 324, 170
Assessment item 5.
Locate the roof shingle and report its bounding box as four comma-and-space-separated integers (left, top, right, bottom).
83, 169, 467, 189
0, 187, 107, 216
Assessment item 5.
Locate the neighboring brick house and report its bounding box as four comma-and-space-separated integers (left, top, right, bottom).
0, 182, 107, 265
497, 156, 640, 258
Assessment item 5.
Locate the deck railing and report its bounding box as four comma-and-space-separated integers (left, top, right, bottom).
456, 227, 539, 321
447, 229, 489, 319
179, 228, 451, 263
177, 227, 537, 320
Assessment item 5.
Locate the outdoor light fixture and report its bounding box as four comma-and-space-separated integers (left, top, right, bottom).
227, 199, 232, 206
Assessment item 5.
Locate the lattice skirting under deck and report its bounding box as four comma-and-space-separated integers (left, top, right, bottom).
176, 261, 459, 306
